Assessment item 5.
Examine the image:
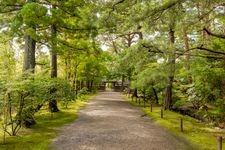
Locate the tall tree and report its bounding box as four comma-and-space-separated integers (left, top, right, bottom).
164, 25, 176, 110
23, 0, 36, 73
49, 4, 59, 112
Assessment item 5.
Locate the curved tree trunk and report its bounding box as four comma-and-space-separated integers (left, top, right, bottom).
152, 87, 159, 104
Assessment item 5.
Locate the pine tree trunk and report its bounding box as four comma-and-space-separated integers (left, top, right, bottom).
22, 0, 36, 126
164, 28, 175, 110
48, 22, 59, 112
132, 88, 138, 98
23, 34, 36, 73
183, 27, 192, 83
197, 1, 210, 46
165, 76, 174, 109
51, 53, 57, 78
49, 51, 59, 112
48, 99, 59, 112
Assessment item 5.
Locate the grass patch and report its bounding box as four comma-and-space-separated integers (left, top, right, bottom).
126, 96, 225, 150
0, 94, 95, 150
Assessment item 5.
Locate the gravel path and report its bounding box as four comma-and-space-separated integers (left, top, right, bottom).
50, 91, 193, 150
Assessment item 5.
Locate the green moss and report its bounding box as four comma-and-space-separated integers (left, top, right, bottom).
126, 97, 225, 150
0, 94, 94, 150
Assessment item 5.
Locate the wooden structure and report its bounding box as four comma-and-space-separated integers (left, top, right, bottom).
99, 80, 129, 92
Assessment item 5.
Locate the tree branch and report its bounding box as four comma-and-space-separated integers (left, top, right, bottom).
0, 4, 23, 7
0, 8, 21, 13
203, 28, 225, 39
112, 0, 126, 11
142, 44, 163, 53
176, 52, 225, 60
176, 45, 225, 56
58, 39, 87, 51
196, 46, 225, 55
58, 26, 97, 33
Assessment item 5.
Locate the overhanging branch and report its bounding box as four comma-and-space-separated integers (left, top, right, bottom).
176, 52, 225, 60
196, 46, 225, 55
203, 28, 225, 39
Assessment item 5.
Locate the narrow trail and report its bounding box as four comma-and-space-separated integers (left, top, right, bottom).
50, 91, 193, 150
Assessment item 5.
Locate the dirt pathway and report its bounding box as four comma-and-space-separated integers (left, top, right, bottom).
50, 91, 193, 150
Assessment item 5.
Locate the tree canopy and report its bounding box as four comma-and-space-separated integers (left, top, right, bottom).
1, 0, 225, 137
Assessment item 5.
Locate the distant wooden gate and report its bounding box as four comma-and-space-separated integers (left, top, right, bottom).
99, 80, 128, 92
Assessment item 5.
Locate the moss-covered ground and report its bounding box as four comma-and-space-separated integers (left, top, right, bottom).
126, 96, 225, 150
0, 94, 94, 150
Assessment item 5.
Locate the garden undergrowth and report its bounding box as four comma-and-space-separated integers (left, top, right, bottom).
126, 96, 225, 150
0, 94, 94, 150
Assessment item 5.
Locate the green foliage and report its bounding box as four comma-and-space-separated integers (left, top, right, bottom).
0, 94, 93, 150
126, 96, 225, 150
98, 0, 225, 125
20, 3, 48, 26
75, 53, 108, 91
1, 0, 225, 147
189, 59, 225, 103
77, 87, 90, 98
10, 2, 49, 39
0, 74, 75, 134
